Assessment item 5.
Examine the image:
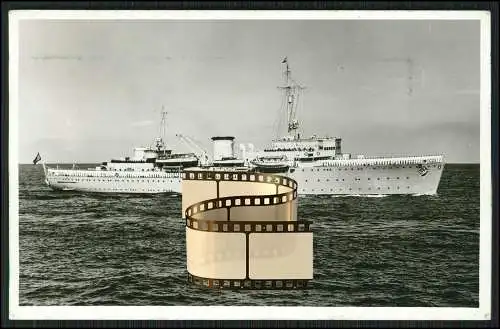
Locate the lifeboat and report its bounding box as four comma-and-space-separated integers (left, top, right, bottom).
250, 155, 290, 173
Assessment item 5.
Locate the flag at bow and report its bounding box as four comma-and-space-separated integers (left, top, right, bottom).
33, 152, 41, 165
281, 56, 288, 64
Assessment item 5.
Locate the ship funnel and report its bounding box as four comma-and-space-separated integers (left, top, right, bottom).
335, 138, 342, 155
211, 136, 235, 160
239, 144, 246, 160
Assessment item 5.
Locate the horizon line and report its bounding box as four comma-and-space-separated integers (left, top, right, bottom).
18, 162, 481, 165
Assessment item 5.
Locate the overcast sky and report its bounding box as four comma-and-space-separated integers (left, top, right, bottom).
16, 18, 481, 163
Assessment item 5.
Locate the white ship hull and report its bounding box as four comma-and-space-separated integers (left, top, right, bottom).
283, 155, 444, 195
44, 156, 444, 196
39, 110, 202, 194
45, 168, 181, 194
238, 58, 446, 197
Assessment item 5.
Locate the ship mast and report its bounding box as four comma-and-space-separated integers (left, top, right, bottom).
156, 106, 168, 151
278, 57, 305, 140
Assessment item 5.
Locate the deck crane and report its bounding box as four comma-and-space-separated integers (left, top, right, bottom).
175, 134, 211, 166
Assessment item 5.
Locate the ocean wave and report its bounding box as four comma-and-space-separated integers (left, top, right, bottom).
18, 164, 480, 307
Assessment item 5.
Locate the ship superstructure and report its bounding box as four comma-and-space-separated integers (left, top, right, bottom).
43, 110, 201, 194
241, 58, 445, 195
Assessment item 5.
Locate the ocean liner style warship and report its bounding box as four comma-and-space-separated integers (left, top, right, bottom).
240, 58, 445, 195
43, 111, 201, 194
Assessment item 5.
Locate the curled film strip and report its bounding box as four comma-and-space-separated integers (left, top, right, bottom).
182, 169, 314, 290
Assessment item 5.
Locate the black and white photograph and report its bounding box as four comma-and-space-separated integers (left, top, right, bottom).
7, 9, 492, 321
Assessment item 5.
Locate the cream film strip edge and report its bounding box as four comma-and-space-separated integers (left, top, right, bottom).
182, 170, 314, 290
